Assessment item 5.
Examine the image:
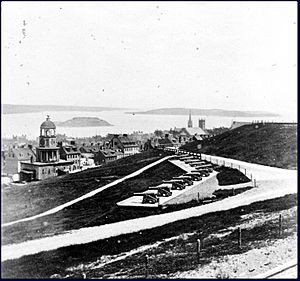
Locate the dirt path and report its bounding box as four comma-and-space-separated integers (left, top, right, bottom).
266, 264, 297, 279
198, 152, 297, 180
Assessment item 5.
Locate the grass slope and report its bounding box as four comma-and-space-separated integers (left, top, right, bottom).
181, 123, 297, 169
2, 194, 297, 279
1, 150, 171, 224
216, 167, 251, 186
2, 161, 184, 245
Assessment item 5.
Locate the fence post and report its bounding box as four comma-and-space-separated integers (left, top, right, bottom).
254, 179, 256, 187
238, 165, 240, 171
232, 188, 235, 196
238, 227, 242, 249
250, 174, 253, 181
231, 163, 233, 168
279, 214, 283, 237
197, 239, 201, 263
197, 192, 200, 204
145, 254, 149, 278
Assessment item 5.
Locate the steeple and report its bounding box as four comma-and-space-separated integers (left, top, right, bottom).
187, 109, 193, 128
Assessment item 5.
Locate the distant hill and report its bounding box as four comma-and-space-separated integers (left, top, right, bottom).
181, 123, 297, 169
127, 108, 280, 117
2, 104, 125, 114
55, 117, 112, 127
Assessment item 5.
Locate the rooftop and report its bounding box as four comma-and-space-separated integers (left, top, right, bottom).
183, 127, 208, 136
40, 116, 56, 129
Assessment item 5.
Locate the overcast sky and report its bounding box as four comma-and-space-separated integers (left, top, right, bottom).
1, 1, 297, 115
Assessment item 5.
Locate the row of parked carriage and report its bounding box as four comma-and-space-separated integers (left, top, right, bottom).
136, 154, 217, 204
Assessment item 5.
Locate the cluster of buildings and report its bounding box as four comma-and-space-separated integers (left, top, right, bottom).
145, 111, 209, 150
1, 111, 210, 182
1, 116, 142, 182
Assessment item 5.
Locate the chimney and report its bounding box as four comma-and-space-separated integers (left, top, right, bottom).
70, 140, 76, 145
123, 134, 128, 137
28, 144, 33, 150
165, 134, 169, 139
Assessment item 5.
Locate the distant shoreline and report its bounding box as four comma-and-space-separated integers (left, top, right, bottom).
126, 108, 280, 118
2, 104, 126, 115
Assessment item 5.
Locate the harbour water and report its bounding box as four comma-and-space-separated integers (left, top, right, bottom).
1, 110, 295, 139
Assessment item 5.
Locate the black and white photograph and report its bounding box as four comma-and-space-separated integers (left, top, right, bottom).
1, 1, 297, 279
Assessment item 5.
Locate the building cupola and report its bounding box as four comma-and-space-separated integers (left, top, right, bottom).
38, 115, 57, 149
40, 115, 56, 137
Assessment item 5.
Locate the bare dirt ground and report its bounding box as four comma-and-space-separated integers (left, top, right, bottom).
173, 206, 298, 279
173, 233, 297, 279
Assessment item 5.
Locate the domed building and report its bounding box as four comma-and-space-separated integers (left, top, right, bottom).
20, 116, 75, 181
36, 115, 60, 162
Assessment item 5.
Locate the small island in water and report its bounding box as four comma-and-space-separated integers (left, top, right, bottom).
55, 117, 113, 127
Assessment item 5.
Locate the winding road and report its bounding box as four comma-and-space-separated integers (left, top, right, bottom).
2, 153, 296, 261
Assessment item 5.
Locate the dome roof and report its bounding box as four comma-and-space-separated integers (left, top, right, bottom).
40, 116, 56, 129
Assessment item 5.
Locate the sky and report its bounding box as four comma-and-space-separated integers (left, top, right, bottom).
1, 1, 297, 116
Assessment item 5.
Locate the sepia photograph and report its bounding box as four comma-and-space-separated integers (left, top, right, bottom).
1, 1, 297, 279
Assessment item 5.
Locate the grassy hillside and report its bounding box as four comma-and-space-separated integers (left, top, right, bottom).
2, 194, 297, 278
216, 167, 251, 186
181, 123, 297, 169
2, 150, 171, 224
3, 161, 255, 245
2, 160, 184, 245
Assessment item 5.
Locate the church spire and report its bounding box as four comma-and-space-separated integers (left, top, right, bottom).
187, 109, 193, 128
